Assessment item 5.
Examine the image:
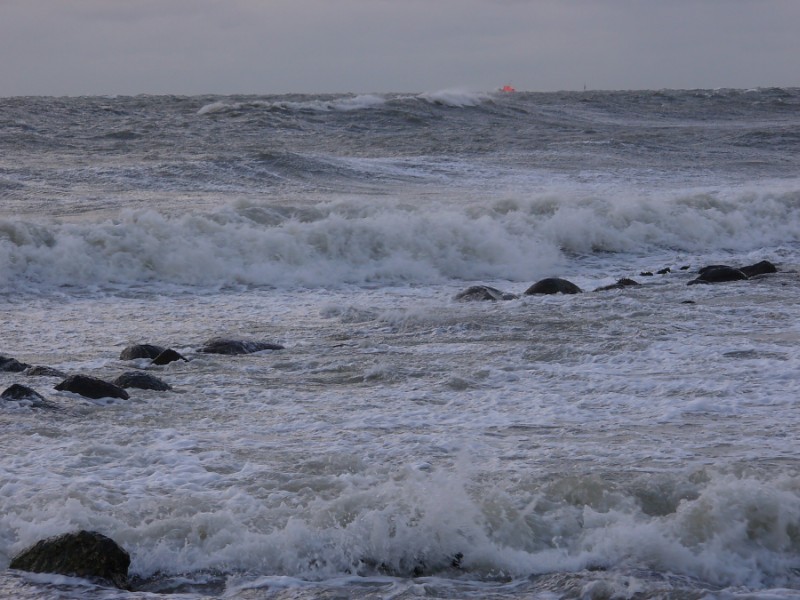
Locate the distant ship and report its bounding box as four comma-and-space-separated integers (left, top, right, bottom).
500, 85, 516, 93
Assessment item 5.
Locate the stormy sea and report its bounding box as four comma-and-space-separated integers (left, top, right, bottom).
1, 88, 800, 599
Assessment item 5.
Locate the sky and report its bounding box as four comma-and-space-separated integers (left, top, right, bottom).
1, 0, 798, 96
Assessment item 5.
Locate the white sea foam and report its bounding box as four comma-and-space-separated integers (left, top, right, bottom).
4, 90, 800, 600
0, 186, 797, 293
418, 89, 492, 107
197, 94, 387, 116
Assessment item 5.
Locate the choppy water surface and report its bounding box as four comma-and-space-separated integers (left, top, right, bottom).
1, 89, 800, 599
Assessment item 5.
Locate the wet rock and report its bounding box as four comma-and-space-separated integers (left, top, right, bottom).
120, 344, 166, 361
112, 371, 172, 391
454, 285, 517, 302
197, 338, 284, 355
657, 267, 671, 275
639, 271, 653, 277
0, 355, 31, 372
54, 375, 130, 400
152, 348, 187, 365
593, 278, 640, 292
740, 260, 777, 277
9, 530, 131, 590
688, 266, 748, 285
697, 264, 732, 275
524, 278, 582, 295
1, 384, 60, 410
24, 365, 68, 378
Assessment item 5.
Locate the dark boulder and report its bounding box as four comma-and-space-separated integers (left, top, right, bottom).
688, 266, 748, 285
198, 338, 284, 355
454, 285, 517, 302
25, 365, 68, 378
9, 530, 130, 590
740, 260, 777, 277
524, 278, 582, 295
54, 375, 129, 400
1, 384, 60, 410
594, 278, 640, 292
0, 355, 31, 372
152, 348, 187, 365
697, 264, 733, 275
120, 344, 166, 361
112, 371, 172, 391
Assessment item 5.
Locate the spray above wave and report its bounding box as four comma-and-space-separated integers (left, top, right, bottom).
0, 188, 798, 292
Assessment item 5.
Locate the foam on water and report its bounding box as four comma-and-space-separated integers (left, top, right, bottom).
1, 185, 799, 293
196, 90, 492, 117
197, 94, 388, 116
2, 267, 800, 598
3, 90, 800, 599
418, 89, 493, 107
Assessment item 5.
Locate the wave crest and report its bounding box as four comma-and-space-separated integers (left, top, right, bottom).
1, 188, 798, 292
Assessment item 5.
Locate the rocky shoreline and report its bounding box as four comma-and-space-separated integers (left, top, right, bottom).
455, 259, 779, 301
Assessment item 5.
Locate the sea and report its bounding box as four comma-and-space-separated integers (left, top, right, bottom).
1, 88, 800, 599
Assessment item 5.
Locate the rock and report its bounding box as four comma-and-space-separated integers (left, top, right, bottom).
9, 530, 130, 590
639, 271, 653, 277
0, 355, 31, 372
740, 260, 777, 277
120, 344, 166, 361
688, 266, 748, 285
593, 278, 640, 292
197, 338, 284, 355
112, 371, 172, 391
1, 384, 60, 410
54, 375, 130, 400
24, 365, 68, 378
152, 349, 187, 365
524, 278, 582, 295
454, 285, 517, 302
697, 264, 732, 275
657, 267, 671, 275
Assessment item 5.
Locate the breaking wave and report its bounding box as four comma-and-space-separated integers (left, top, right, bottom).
1, 187, 798, 293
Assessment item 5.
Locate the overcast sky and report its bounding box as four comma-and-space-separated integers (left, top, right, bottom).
1, 0, 798, 96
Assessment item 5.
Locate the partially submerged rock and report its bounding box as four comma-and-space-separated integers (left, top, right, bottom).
454, 285, 517, 302
524, 278, 582, 295
9, 530, 131, 590
1, 384, 60, 410
120, 344, 166, 361
54, 375, 130, 400
690, 260, 777, 285
152, 349, 187, 365
688, 266, 748, 285
0, 355, 31, 372
25, 365, 68, 378
198, 338, 284, 355
112, 371, 172, 391
594, 278, 640, 292
740, 260, 777, 277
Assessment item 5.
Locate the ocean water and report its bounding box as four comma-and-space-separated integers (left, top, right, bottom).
1, 88, 800, 599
